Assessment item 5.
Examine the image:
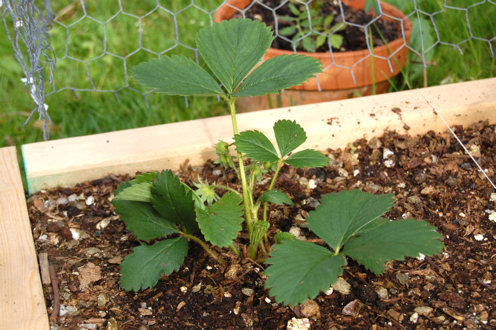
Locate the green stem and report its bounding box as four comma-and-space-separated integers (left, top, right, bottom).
230, 243, 240, 256
211, 184, 241, 196
263, 159, 284, 222
226, 97, 253, 234
181, 233, 224, 266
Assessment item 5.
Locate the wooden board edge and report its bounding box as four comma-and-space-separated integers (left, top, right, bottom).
0, 147, 49, 329
22, 78, 496, 193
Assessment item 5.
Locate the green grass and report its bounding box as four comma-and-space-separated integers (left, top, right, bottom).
1, 0, 495, 150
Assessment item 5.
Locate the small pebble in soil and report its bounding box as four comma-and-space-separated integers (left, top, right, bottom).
241, 288, 254, 297
264, 297, 271, 303
97, 293, 110, 309
224, 292, 232, 298
324, 287, 334, 296
307, 179, 317, 189
332, 278, 351, 295
85, 195, 95, 206
416, 253, 426, 260
301, 299, 320, 318
474, 234, 484, 241
376, 287, 389, 299
338, 168, 349, 177
289, 226, 304, 240
342, 299, 362, 317
287, 317, 311, 330
489, 211, 496, 222
410, 312, 419, 323
96, 218, 111, 230
180, 286, 187, 293
414, 306, 433, 316
59, 305, 79, 316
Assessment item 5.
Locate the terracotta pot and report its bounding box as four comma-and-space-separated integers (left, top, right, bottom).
214, 0, 412, 111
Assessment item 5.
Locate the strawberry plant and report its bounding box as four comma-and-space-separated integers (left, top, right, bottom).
112, 18, 444, 306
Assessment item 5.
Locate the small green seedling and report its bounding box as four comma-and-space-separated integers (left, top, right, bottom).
112, 18, 444, 306
278, 0, 346, 52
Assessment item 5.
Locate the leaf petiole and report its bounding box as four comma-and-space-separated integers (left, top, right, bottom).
181, 232, 225, 266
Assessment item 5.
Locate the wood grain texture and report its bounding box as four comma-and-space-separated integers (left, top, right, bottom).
23, 78, 496, 193
0, 147, 49, 329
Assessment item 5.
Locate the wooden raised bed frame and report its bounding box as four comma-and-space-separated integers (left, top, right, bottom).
1, 78, 495, 328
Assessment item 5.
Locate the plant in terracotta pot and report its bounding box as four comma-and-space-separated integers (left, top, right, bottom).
114, 18, 443, 306
214, 0, 412, 111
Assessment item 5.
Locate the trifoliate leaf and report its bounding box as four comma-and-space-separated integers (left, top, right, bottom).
196, 192, 244, 248
120, 237, 188, 291
113, 200, 179, 240
265, 239, 346, 306
306, 190, 394, 252
233, 54, 322, 97
113, 182, 152, 202
343, 219, 444, 274
131, 55, 223, 96
285, 149, 328, 168
273, 120, 307, 157
151, 170, 198, 234
234, 130, 279, 162
260, 189, 294, 206
197, 18, 273, 94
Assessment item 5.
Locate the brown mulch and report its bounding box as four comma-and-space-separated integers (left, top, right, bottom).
233, 0, 401, 52
29, 120, 495, 329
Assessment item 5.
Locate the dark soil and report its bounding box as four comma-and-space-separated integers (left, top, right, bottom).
29, 120, 496, 329
233, 0, 401, 52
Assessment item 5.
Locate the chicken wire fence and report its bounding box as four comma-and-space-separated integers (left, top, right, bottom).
2, 0, 495, 139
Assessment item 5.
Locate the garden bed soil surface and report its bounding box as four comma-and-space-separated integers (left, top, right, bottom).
29, 121, 495, 329
233, 0, 400, 52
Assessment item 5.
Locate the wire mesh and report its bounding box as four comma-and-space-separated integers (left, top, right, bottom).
1, 0, 495, 139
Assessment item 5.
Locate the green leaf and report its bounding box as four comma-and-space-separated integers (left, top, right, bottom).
131, 55, 223, 96
260, 189, 294, 206
113, 172, 158, 196
151, 170, 198, 234
323, 14, 335, 28
289, 3, 301, 16
233, 54, 322, 97
343, 219, 444, 274
196, 18, 273, 94
273, 119, 307, 157
234, 130, 279, 162
285, 149, 328, 168
120, 237, 188, 291
113, 200, 179, 240
330, 34, 344, 49
196, 192, 244, 248
113, 182, 152, 202
306, 190, 394, 252
316, 34, 327, 49
273, 231, 297, 244
302, 37, 316, 52
265, 240, 346, 306
279, 25, 297, 36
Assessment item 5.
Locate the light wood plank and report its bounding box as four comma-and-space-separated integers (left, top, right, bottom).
23, 78, 496, 193
0, 147, 49, 330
